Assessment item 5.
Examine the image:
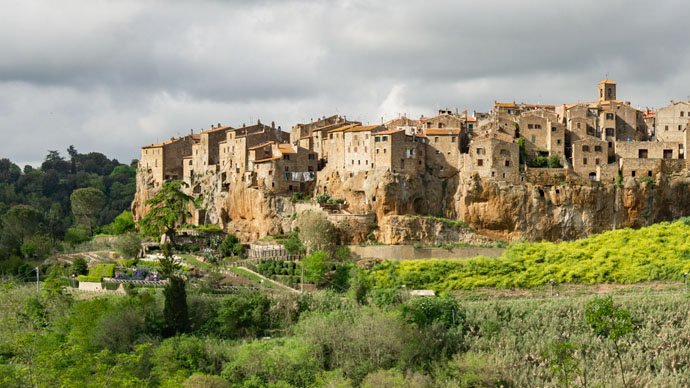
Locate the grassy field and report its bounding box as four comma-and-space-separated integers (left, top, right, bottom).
360, 221, 690, 292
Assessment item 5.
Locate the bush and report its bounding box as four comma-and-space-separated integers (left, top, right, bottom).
114, 233, 142, 259
64, 227, 91, 246
101, 210, 135, 235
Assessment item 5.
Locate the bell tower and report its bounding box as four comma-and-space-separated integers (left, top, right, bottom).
598, 79, 616, 102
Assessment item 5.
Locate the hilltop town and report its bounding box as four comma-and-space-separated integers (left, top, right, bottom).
132, 80, 690, 242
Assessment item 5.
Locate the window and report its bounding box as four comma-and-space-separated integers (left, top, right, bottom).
330, 133, 333, 139
594, 145, 602, 152
582, 145, 590, 152
382, 136, 388, 142
606, 113, 614, 120
639, 149, 648, 159
188, 160, 192, 165
435, 137, 439, 143
492, 171, 495, 177
679, 125, 682, 131
609, 141, 613, 149
648, 170, 652, 177
505, 160, 510, 167
358, 160, 361, 165
384, 149, 386, 154
308, 154, 315, 160
438, 123, 443, 128
452, 136, 456, 143
663, 149, 673, 159
354, 147, 357, 152
606, 128, 614, 136
400, 159, 405, 168
535, 124, 541, 129
376, 149, 379, 154
285, 166, 289, 172
583, 158, 587, 165
477, 147, 483, 155
577, 123, 581, 129
557, 139, 561, 145
528, 124, 534, 129
632, 170, 636, 177
283, 155, 290, 160
531, 135, 536, 143
682, 111, 685, 117
665, 125, 669, 131
477, 159, 483, 166
595, 158, 600, 165
375, 136, 380, 142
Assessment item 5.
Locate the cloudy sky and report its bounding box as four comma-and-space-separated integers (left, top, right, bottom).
3, 0, 690, 167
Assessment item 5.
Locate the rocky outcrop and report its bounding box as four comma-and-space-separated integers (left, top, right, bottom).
133, 165, 690, 243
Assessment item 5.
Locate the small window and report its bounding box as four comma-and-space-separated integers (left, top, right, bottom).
681, 111, 685, 117
505, 160, 510, 167
577, 122, 581, 129
648, 170, 652, 177
435, 137, 439, 143
557, 139, 561, 145
375, 136, 380, 142
632, 170, 636, 177
595, 158, 600, 165
382, 136, 388, 142
452, 136, 456, 143
477, 147, 483, 155
606, 113, 614, 120
477, 159, 483, 166
594, 145, 602, 152
528, 124, 534, 129
531, 135, 536, 143
583, 158, 588, 165
665, 125, 669, 131
583, 145, 590, 152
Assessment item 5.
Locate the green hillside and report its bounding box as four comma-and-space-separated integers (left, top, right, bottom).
361, 220, 690, 291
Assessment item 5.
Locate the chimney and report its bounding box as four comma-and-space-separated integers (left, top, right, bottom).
271, 121, 275, 128
242, 123, 246, 128
190, 129, 193, 135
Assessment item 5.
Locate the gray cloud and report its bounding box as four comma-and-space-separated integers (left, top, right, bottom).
2, 0, 690, 166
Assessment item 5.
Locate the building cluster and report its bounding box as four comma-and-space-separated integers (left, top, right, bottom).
139, 79, 690, 199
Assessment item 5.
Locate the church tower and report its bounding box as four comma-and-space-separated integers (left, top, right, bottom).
598, 79, 616, 102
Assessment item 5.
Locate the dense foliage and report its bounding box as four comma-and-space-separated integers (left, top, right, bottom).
1, 280, 689, 387
0, 149, 137, 268
360, 221, 690, 291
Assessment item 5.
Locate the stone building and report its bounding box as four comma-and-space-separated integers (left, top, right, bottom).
424, 128, 462, 178
248, 142, 318, 193
420, 109, 465, 130
571, 138, 608, 181
219, 122, 288, 177
372, 129, 425, 174
655, 101, 690, 144
140, 133, 198, 187
463, 138, 519, 182
343, 125, 382, 173
615, 140, 682, 160
518, 112, 565, 158
290, 115, 348, 143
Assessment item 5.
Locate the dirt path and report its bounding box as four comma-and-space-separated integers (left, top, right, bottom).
238, 266, 301, 293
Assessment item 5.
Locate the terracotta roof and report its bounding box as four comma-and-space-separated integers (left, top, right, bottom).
312, 121, 360, 133
248, 141, 275, 150
328, 124, 357, 133
277, 144, 297, 154
344, 124, 382, 133
375, 129, 405, 136
142, 136, 190, 149
254, 155, 282, 163
495, 102, 517, 108
425, 129, 461, 135
201, 125, 232, 134
598, 79, 616, 85
466, 116, 477, 122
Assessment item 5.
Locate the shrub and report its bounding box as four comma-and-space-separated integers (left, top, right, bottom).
64, 227, 90, 246
114, 233, 142, 259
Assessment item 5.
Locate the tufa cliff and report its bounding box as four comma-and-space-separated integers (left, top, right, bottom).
132, 167, 690, 244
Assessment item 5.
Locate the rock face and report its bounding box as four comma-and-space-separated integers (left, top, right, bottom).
133, 166, 690, 243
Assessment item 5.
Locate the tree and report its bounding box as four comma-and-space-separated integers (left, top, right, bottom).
103, 210, 135, 235
547, 154, 563, 168
1, 205, 43, 250
71, 257, 88, 275
303, 251, 329, 284
296, 211, 336, 254
159, 243, 188, 335
139, 181, 192, 244
585, 296, 634, 388
113, 233, 142, 259
70, 187, 105, 234
219, 234, 243, 258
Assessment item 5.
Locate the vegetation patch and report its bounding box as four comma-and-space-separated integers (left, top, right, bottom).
360, 221, 690, 291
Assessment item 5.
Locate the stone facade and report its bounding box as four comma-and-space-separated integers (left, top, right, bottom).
140, 134, 197, 187
614, 140, 683, 160
372, 129, 425, 174
464, 138, 519, 182
571, 138, 608, 181
655, 101, 690, 145
424, 128, 462, 178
